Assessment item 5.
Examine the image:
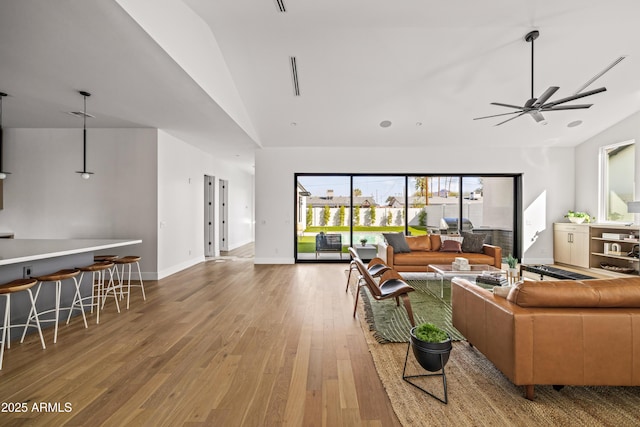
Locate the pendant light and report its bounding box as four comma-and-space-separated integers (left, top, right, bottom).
0, 92, 10, 180
75, 90, 93, 179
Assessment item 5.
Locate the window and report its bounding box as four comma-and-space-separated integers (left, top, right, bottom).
600, 140, 635, 222
295, 173, 522, 262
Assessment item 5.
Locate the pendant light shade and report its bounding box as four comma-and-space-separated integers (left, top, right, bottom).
0, 92, 10, 180
75, 90, 94, 179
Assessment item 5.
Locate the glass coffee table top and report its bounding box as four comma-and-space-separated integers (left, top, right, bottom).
427, 264, 505, 298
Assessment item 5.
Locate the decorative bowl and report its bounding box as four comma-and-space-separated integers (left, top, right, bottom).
568, 217, 586, 224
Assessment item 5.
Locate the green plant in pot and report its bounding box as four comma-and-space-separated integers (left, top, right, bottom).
360, 238, 368, 246
409, 322, 452, 372
564, 210, 591, 224
506, 253, 518, 269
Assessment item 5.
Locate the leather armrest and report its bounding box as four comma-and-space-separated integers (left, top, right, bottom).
482, 244, 502, 268
378, 242, 395, 269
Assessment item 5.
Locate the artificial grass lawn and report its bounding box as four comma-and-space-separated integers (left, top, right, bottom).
297, 226, 427, 253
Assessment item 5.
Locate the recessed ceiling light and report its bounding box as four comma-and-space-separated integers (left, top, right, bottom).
290, 122, 297, 126
416, 122, 423, 126
567, 120, 583, 128
379, 120, 392, 128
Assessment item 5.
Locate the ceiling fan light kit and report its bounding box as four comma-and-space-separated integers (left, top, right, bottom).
474, 30, 610, 126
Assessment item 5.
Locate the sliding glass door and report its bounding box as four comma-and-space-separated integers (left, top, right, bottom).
295, 173, 521, 262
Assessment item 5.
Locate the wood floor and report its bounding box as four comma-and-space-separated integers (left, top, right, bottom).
0, 246, 400, 426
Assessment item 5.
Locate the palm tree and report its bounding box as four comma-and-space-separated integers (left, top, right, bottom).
414, 177, 429, 205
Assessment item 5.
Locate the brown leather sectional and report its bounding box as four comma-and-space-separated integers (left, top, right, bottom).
451, 276, 640, 400
379, 234, 502, 272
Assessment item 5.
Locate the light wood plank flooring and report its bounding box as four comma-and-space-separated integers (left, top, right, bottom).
0, 247, 400, 426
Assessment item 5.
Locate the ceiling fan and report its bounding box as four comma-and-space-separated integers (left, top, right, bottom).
474, 30, 621, 126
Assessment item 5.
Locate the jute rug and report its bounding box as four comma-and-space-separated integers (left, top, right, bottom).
350, 276, 640, 426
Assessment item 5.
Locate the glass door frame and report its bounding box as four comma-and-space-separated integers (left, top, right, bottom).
294, 172, 522, 263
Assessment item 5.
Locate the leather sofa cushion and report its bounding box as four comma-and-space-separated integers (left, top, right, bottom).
430, 234, 442, 251
393, 251, 493, 266
406, 235, 431, 251
507, 277, 640, 308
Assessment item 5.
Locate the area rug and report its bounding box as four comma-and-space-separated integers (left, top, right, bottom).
357, 275, 464, 343
353, 293, 640, 426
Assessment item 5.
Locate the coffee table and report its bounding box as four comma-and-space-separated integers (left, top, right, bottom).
427, 264, 505, 298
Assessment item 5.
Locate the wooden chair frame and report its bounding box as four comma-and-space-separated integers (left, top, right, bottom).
346, 247, 391, 293
352, 258, 416, 327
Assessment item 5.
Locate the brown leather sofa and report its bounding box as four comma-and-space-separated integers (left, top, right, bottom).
451, 277, 640, 400
378, 234, 502, 272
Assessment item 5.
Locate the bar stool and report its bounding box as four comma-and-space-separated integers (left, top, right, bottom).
24, 269, 86, 344
1, 278, 46, 369
113, 256, 146, 309
94, 255, 118, 290
68, 262, 119, 325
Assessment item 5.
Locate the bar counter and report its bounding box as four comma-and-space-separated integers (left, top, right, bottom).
0, 238, 142, 341
0, 238, 142, 266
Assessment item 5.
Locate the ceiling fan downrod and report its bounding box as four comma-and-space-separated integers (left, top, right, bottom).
525, 30, 539, 104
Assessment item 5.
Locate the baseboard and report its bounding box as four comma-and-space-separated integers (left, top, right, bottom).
520, 257, 555, 265
156, 256, 206, 280
254, 257, 294, 264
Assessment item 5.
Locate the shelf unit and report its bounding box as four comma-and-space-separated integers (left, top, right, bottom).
589, 224, 640, 275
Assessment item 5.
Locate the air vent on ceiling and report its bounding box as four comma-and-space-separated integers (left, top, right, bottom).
67, 111, 95, 119
275, 0, 286, 12
290, 56, 300, 96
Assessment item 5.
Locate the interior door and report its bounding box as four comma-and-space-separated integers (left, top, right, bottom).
204, 175, 215, 257
219, 179, 229, 251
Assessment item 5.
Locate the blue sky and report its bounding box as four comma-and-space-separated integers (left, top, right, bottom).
298, 175, 482, 203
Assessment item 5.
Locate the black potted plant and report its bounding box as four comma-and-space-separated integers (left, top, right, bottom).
409, 322, 452, 372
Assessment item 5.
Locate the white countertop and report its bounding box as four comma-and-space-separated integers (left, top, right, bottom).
0, 239, 142, 266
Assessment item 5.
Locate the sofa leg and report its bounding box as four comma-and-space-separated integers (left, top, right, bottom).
553, 385, 565, 392
524, 385, 535, 400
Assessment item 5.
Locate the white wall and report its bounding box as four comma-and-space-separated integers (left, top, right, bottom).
575, 111, 640, 218
254, 146, 575, 265
0, 128, 158, 275
157, 130, 254, 279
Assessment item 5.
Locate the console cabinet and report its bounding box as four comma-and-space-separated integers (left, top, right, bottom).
553, 223, 590, 268
553, 223, 640, 275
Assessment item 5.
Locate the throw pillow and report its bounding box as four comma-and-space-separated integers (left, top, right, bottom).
406, 235, 431, 251
429, 234, 442, 251
440, 239, 462, 253
382, 232, 411, 253
461, 232, 486, 253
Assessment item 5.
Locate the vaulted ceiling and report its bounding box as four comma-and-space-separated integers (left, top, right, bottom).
1, 1, 640, 172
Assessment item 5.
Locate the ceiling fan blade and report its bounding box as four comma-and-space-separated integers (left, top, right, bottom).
490, 102, 524, 109
573, 56, 626, 94
529, 111, 546, 123
474, 110, 525, 120
524, 98, 537, 108
533, 86, 559, 107
544, 87, 606, 107
542, 104, 593, 111
495, 112, 526, 126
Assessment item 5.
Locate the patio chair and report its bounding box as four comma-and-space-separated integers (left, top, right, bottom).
352, 258, 416, 327
346, 247, 391, 292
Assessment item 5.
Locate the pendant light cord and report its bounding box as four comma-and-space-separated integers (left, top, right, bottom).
83, 93, 87, 172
